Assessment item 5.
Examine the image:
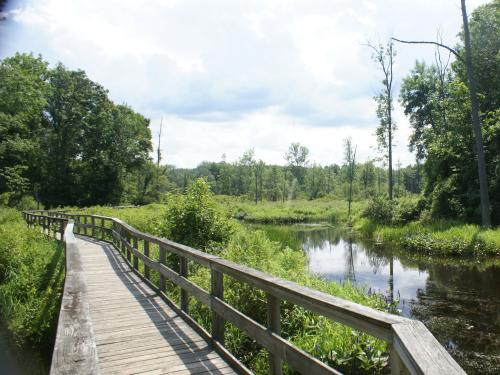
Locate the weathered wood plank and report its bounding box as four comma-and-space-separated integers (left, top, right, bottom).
49, 223, 99, 375
211, 269, 225, 345
392, 320, 466, 375
73, 235, 236, 375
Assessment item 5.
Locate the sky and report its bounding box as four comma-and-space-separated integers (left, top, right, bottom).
0, 0, 490, 168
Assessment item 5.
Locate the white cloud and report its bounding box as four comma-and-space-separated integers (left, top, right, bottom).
1, 0, 491, 167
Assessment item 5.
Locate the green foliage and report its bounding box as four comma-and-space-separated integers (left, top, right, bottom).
362, 196, 395, 224
392, 196, 426, 224
400, 2, 500, 224
0, 208, 64, 351
356, 217, 500, 257
159, 179, 234, 250
222, 196, 366, 224
0, 53, 153, 208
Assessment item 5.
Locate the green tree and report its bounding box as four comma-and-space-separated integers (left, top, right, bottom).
0, 53, 48, 203
344, 137, 357, 219
284, 142, 309, 186
163, 178, 233, 250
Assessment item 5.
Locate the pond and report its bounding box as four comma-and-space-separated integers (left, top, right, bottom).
253, 224, 500, 375
0, 323, 47, 375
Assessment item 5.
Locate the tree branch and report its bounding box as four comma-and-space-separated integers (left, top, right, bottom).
391, 37, 464, 63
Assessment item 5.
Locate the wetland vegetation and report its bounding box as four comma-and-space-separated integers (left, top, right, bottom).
0, 1, 498, 373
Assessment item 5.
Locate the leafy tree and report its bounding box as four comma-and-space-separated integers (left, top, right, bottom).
162, 178, 233, 250
343, 138, 357, 219
0, 54, 152, 207
0, 53, 48, 203
284, 142, 309, 186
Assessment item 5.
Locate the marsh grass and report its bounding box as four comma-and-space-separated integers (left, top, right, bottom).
216, 196, 366, 224
0, 208, 64, 367
356, 217, 500, 256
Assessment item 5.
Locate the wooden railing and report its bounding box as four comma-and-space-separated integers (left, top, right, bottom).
23, 210, 466, 375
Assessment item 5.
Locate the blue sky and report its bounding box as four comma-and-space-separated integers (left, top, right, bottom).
0, 0, 489, 167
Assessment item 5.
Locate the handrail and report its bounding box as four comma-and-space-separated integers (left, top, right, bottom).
23, 210, 466, 375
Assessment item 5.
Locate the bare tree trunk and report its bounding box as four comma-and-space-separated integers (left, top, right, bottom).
392, 0, 491, 226
388, 117, 393, 200
461, 0, 491, 227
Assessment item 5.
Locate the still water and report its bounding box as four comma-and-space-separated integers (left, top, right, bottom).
255, 224, 500, 375
0, 323, 47, 375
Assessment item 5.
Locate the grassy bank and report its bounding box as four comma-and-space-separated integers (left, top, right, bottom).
0, 208, 65, 369
209, 195, 500, 257
356, 218, 500, 256
215, 195, 365, 224
80, 184, 395, 374
79, 195, 500, 257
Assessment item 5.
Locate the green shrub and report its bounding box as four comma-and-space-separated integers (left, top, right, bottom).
362, 196, 395, 224
0, 208, 64, 350
429, 176, 467, 220
160, 178, 234, 250
393, 196, 426, 224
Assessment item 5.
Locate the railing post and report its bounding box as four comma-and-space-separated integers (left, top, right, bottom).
84, 216, 88, 236
180, 257, 189, 313
101, 218, 105, 240
144, 240, 150, 280
390, 345, 408, 375
76, 216, 80, 235
211, 269, 224, 345
126, 232, 131, 263
118, 224, 123, 252
132, 236, 139, 271
53, 218, 57, 238
60, 219, 65, 241
267, 293, 282, 375
159, 245, 166, 293
91, 216, 95, 238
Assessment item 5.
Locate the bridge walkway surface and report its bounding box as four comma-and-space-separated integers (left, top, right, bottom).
66, 236, 236, 375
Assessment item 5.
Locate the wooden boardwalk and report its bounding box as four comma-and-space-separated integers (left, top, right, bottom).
74, 236, 236, 375
25, 211, 466, 375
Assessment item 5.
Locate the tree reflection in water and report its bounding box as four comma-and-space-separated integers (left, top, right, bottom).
251, 223, 500, 375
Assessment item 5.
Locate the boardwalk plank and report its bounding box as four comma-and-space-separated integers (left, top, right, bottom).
71, 236, 236, 375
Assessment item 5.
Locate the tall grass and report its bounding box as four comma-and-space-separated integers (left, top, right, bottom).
356, 217, 500, 256
0, 208, 65, 365
216, 196, 366, 224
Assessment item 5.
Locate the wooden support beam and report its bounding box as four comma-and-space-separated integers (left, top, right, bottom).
159, 245, 166, 293
180, 256, 189, 313
267, 294, 282, 375
144, 240, 150, 280
132, 236, 139, 271
211, 269, 224, 345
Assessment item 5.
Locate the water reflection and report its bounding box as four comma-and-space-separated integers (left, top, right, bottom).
253, 224, 500, 375
0, 324, 47, 375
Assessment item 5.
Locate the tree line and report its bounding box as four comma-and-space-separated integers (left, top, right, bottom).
162, 144, 420, 203
0, 1, 497, 226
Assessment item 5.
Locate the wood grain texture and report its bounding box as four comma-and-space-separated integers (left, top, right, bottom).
50, 223, 100, 375
51, 233, 236, 375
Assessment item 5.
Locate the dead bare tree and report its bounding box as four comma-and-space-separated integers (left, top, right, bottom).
366, 40, 396, 200
392, 0, 491, 227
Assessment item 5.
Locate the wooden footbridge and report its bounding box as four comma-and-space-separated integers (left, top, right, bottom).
23, 211, 465, 375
